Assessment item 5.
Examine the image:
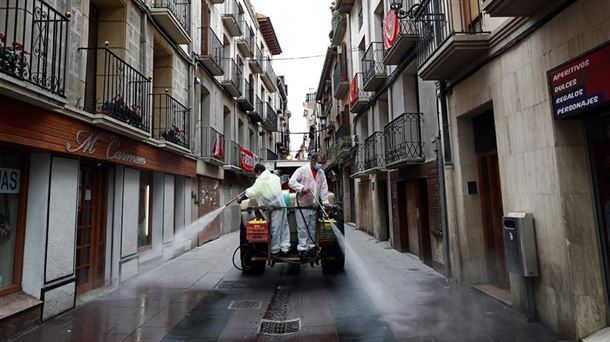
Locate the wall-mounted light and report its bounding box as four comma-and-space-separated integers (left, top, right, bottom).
390, 0, 413, 19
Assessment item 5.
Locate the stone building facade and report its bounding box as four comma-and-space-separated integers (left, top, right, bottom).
0, 0, 287, 338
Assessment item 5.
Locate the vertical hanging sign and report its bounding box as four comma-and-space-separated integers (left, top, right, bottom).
384, 10, 399, 49
240, 146, 255, 172
349, 76, 358, 107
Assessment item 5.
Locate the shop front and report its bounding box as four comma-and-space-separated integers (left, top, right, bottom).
0, 96, 196, 337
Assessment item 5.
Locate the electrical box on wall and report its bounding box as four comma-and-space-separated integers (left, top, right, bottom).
503, 213, 539, 277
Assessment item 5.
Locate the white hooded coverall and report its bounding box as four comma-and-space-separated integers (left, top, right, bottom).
288, 164, 329, 252
245, 169, 290, 253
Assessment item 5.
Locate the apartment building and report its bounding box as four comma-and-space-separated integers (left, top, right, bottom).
0, 0, 286, 337
317, 0, 610, 339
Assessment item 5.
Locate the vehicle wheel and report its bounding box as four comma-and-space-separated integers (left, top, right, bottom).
322, 245, 345, 274
240, 246, 266, 274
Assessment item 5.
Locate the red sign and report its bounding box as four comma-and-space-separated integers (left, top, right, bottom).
239, 146, 255, 172
548, 42, 610, 119
349, 76, 358, 107
383, 10, 399, 49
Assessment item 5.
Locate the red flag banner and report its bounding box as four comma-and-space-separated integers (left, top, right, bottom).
349, 76, 358, 107
213, 133, 224, 160
383, 9, 399, 49
240, 146, 255, 172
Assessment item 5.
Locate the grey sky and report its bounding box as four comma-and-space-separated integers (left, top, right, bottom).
251, 0, 331, 155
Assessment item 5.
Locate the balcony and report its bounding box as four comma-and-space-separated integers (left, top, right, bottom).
261, 57, 277, 92
262, 102, 278, 131
220, 58, 242, 97
362, 42, 387, 91
482, 0, 555, 17
363, 132, 385, 173
350, 144, 366, 178
0, 0, 69, 96
383, 7, 418, 65
334, 0, 354, 13
152, 93, 190, 149
249, 44, 263, 74
333, 56, 349, 99
248, 95, 264, 122
349, 73, 370, 113
263, 148, 278, 161
150, 0, 191, 44
384, 113, 424, 166
201, 127, 225, 166
416, 0, 490, 81
81, 48, 151, 132
236, 78, 254, 111
330, 12, 347, 46
236, 21, 255, 57
224, 139, 241, 172
222, 0, 243, 37
199, 27, 224, 76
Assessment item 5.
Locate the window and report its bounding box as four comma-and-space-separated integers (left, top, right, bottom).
0, 152, 27, 295
138, 171, 153, 249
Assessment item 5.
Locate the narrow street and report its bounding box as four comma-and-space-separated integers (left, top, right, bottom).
13, 225, 560, 342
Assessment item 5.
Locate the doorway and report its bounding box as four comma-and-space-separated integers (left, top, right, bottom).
75, 163, 108, 295
398, 179, 432, 262
473, 111, 508, 289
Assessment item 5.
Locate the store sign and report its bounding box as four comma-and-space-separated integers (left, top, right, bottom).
547, 43, 610, 119
65, 129, 147, 165
383, 10, 399, 49
239, 146, 255, 172
0, 168, 20, 194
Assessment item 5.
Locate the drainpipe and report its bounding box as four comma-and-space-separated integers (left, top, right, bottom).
437, 80, 451, 278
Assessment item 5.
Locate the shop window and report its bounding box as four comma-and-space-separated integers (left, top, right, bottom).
138, 171, 153, 249
0, 153, 27, 295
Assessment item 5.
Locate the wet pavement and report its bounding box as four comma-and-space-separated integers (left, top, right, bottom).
12, 225, 563, 341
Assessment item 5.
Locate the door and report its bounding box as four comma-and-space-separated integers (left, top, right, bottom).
76, 164, 108, 294
477, 151, 508, 288
405, 181, 420, 255
198, 176, 221, 245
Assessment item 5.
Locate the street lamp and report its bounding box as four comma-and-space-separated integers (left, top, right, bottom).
391, 0, 417, 19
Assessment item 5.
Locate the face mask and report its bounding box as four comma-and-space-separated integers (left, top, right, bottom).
315, 163, 322, 170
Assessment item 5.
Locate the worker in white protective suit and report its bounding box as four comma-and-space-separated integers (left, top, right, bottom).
288, 153, 330, 259
238, 164, 290, 255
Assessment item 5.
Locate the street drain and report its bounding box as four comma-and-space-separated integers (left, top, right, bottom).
258, 318, 301, 335
216, 280, 253, 289
228, 300, 262, 310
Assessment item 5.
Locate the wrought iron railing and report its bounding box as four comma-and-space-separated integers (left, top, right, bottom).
224, 0, 243, 27
238, 20, 255, 52
364, 131, 385, 170
153, 0, 190, 35
265, 148, 278, 160
240, 77, 253, 103
362, 42, 385, 85
350, 144, 365, 175
263, 56, 277, 86
415, 0, 485, 67
349, 72, 369, 108
265, 101, 278, 130
225, 139, 240, 168
81, 48, 151, 132
253, 95, 263, 114
200, 27, 223, 66
201, 126, 224, 162
223, 58, 242, 91
0, 0, 69, 96
384, 112, 424, 164
152, 93, 190, 148
333, 54, 348, 95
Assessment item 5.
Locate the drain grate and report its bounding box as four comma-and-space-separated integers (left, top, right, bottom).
216, 281, 253, 289
228, 300, 262, 310
258, 318, 301, 335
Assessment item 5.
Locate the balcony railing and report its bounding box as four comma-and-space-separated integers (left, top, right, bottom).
199, 27, 224, 75
225, 139, 241, 168
415, 0, 489, 79
248, 95, 263, 122
249, 44, 263, 73
364, 132, 385, 171
221, 58, 242, 97
384, 112, 424, 165
151, 0, 191, 43
236, 20, 254, 57
330, 12, 347, 45
236, 77, 253, 111
383, 2, 418, 65
362, 42, 386, 91
333, 55, 348, 99
222, 0, 243, 36
152, 93, 190, 148
81, 48, 151, 132
263, 101, 278, 131
349, 72, 370, 113
201, 126, 225, 165
0, 0, 69, 96
264, 148, 278, 161
350, 144, 365, 176
261, 57, 277, 92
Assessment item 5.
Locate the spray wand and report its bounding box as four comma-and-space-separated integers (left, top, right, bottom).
311, 194, 330, 219
225, 191, 246, 207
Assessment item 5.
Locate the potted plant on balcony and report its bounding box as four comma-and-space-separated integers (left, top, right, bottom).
0, 33, 29, 78
101, 95, 143, 127
161, 124, 185, 146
